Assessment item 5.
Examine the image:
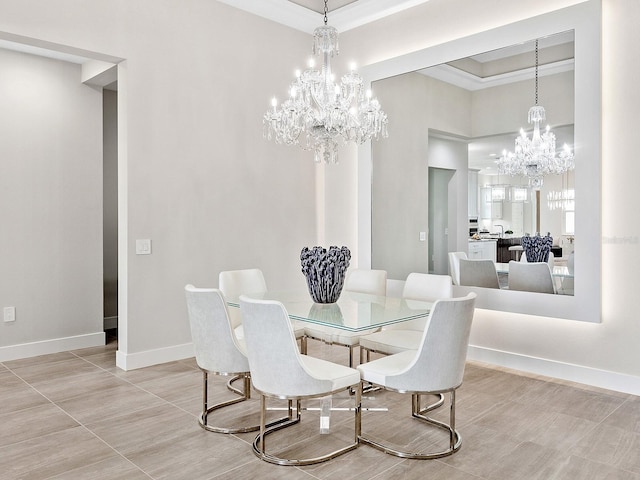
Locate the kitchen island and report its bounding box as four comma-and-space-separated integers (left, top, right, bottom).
494, 237, 563, 262
496, 237, 523, 263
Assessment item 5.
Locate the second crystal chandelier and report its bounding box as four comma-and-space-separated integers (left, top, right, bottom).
497, 39, 574, 189
263, 0, 388, 164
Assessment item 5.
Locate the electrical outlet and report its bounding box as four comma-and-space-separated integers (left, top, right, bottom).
4, 307, 16, 323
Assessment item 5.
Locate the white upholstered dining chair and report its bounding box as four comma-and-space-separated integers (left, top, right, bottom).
303, 268, 387, 367
185, 285, 270, 433
448, 251, 467, 286
459, 258, 500, 289
239, 295, 362, 466
219, 268, 306, 351
508, 260, 556, 294
358, 272, 453, 360
357, 292, 476, 459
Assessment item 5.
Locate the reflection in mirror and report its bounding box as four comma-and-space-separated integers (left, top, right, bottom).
362, 0, 601, 322
373, 32, 575, 295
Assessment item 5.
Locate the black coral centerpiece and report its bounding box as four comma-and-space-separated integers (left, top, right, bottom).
521, 233, 553, 262
300, 246, 351, 303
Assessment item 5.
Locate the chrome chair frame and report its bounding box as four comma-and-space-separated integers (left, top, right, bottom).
186, 285, 291, 434
252, 384, 362, 466
357, 293, 476, 460
358, 386, 459, 459
199, 371, 291, 434
199, 371, 252, 433
240, 295, 363, 466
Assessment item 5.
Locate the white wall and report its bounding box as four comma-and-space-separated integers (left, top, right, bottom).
0, 0, 318, 368
0, 48, 104, 359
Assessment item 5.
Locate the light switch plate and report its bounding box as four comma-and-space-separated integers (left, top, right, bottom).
136, 239, 152, 255
4, 307, 16, 323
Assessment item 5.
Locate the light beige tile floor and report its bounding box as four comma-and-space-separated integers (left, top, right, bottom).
2, 335, 640, 480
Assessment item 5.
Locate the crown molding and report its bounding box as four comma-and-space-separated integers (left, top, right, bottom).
419, 59, 575, 91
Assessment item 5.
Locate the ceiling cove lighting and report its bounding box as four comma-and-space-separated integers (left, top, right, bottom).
497, 39, 574, 189
263, 0, 388, 164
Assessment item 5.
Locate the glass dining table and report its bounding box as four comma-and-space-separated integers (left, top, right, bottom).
226, 290, 433, 426
226, 290, 432, 332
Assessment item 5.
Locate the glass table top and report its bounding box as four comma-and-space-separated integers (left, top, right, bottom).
227, 290, 432, 332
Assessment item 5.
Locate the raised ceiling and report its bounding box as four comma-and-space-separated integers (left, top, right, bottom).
216, 0, 432, 33
288, 0, 359, 13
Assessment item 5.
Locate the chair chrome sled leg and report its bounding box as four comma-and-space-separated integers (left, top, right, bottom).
358, 390, 461, 459
252, 385, 362, 466
199, 371, 290, 434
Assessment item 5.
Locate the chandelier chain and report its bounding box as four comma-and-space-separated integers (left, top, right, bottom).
535, 39, 539, 106
324, 0, 328, 25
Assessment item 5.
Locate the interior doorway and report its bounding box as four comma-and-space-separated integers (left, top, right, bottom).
428, 167, 455, 274
103, 88, 118, 340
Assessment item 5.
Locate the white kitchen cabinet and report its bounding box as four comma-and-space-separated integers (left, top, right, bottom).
468, 240, 497, 262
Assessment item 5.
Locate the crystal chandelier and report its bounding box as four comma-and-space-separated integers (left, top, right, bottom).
497, 39, 574, 189
263, 0, 388, 164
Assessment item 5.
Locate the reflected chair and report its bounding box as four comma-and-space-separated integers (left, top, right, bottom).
219, 268, 306, 351
448, 251, 468, 286
303, 268, 387, 367
508, 260, 556, 293
459, 259, 500, 288
185, 285, 287, 433
357, 293, 476, 459
358, 273, 453, 360
240, 295, 362, 466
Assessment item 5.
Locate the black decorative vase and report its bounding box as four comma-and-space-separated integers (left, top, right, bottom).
300, 246, 351, 303
521, 233, 553, 262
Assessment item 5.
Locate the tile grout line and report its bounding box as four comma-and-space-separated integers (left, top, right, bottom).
69, 349, 202, 420
68, 349, 328, 480
3, 363, 157, 479
4, 348, 188, 479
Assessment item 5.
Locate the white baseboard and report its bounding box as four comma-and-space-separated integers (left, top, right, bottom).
116, 342, 194, 371
468, 344, 640, 396
0, 332, 105, 363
